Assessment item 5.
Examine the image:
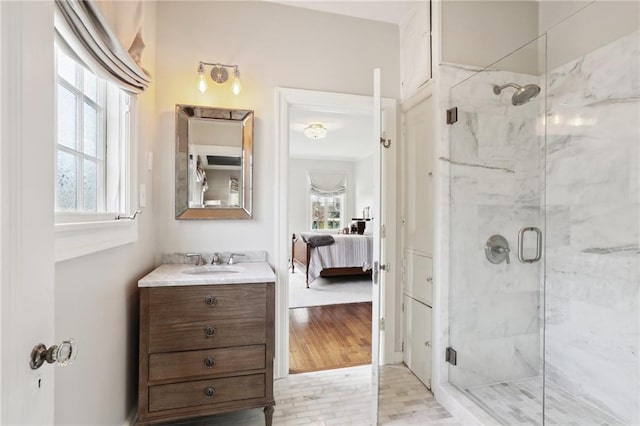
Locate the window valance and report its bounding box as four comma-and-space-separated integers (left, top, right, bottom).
308, 172, 347, 197
55, 0, 151, 93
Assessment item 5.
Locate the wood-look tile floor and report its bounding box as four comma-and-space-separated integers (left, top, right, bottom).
289, 302, 372, 374
163, 364, 458, 425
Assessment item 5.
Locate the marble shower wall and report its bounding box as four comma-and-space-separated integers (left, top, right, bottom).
544, 30, 640, 424
445, 60, 544, 388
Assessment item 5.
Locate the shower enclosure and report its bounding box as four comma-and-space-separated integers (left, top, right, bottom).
446, 8, 639, 425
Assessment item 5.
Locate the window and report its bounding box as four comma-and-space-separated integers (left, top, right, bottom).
311, 194, 344, 230
54, 46, 137, 262
55, 46, 129, 217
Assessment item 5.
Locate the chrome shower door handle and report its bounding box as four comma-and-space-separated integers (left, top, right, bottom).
518, 227, 542, 263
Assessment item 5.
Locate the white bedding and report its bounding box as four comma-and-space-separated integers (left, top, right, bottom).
307, 234, 373, 283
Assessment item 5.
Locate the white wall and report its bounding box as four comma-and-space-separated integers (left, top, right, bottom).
539, 0, 639, 70
354, 154, 374, 219
288, 158, 355, 236
440, 1, 539, 73
53, 2, 157, 424
153, 1, 400, 262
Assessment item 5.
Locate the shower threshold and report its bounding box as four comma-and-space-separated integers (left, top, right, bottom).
462, 377, 623, 425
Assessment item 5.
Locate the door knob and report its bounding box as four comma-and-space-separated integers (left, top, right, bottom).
30, 339, 77, 370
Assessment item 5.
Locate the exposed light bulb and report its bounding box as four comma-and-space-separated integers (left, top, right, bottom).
198, 72, 207, 93
231, 69, 241, 95
231, 78, 241, 95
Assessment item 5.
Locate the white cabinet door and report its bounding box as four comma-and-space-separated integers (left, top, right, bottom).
403, 251, 433, 306
402, 96, 434, 257
402, 295, 432, 388
400, 1, 431, 99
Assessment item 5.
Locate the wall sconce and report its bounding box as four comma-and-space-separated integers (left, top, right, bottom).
197, 61, 241, 95
304, 123, 328, 140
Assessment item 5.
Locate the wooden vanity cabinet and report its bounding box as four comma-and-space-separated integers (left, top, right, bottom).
136, 282, 275, 425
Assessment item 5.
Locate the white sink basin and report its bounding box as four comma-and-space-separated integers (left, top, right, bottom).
183, 265, 244, 275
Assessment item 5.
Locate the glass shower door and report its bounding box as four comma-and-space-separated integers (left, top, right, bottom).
447, 36, 547, 425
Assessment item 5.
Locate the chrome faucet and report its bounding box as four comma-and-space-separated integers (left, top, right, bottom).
227, 253, 245, 265
185, 253, 205, 266
211, 253, 222, 265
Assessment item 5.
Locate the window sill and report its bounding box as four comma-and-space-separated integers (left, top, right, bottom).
55, 218, 138, 262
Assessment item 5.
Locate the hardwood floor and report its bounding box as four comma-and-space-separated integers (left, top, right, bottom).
289, 302, 372, 374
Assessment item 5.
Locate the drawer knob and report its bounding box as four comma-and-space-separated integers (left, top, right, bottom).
204, 296, 217, 307
204, 386, 216, 397
204, 326, 216, 337
204, 356, 216, 368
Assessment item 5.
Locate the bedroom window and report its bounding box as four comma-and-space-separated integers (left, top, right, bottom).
308, 171, 347, 231
310, 194, 344, 230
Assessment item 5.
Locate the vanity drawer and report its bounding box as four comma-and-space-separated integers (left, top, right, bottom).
149, 317, 266, 353
149, 284, 267, 324
148, 374, 265, 412
149, 345, 266, 382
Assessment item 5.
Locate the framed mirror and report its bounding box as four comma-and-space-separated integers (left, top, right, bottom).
175, 105, 253, 219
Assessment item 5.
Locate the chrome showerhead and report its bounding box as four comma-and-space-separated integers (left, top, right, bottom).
493, 83, 541, 106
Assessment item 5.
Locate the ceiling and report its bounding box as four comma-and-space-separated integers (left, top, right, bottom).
269, 1, 418, 25
289, 107, 373, 161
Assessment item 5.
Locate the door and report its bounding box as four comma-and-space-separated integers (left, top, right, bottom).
402, 295, 432, 388
370, 67, 382, 423
446, 36, 546, 424
1, 2, 56, 423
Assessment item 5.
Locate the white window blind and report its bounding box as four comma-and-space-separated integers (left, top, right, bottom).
54, 0, 150, 93
308, 171, 347, 197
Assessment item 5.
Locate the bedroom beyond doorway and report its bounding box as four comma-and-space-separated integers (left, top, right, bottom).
288, 267, 372, 308
289, 302, 372, 374
288, 243, 374, 374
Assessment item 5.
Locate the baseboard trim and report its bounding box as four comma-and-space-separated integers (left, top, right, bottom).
390, 351, 404, 364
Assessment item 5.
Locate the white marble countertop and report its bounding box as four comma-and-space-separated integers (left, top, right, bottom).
138, 261, 276, 287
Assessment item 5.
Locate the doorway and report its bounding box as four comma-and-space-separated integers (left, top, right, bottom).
273, 87, 399, 380
287, 105, 376, 373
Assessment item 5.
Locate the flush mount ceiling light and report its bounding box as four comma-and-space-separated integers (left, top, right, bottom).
304, 123, 328, 140
197, 61, 242, 95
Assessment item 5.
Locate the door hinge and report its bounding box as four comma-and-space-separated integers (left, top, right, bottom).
446, 347, 457, 366
401, 302, 404, 312
402, 341, 404, 352
380, 317, 385, 331
446, 107, 458, 125
381, 224, 386, 238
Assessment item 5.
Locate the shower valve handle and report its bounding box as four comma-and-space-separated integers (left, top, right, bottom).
485, 235, 511, 265
494, 246, 510, 264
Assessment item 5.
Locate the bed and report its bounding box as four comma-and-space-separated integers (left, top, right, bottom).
291, 233, 373, 288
